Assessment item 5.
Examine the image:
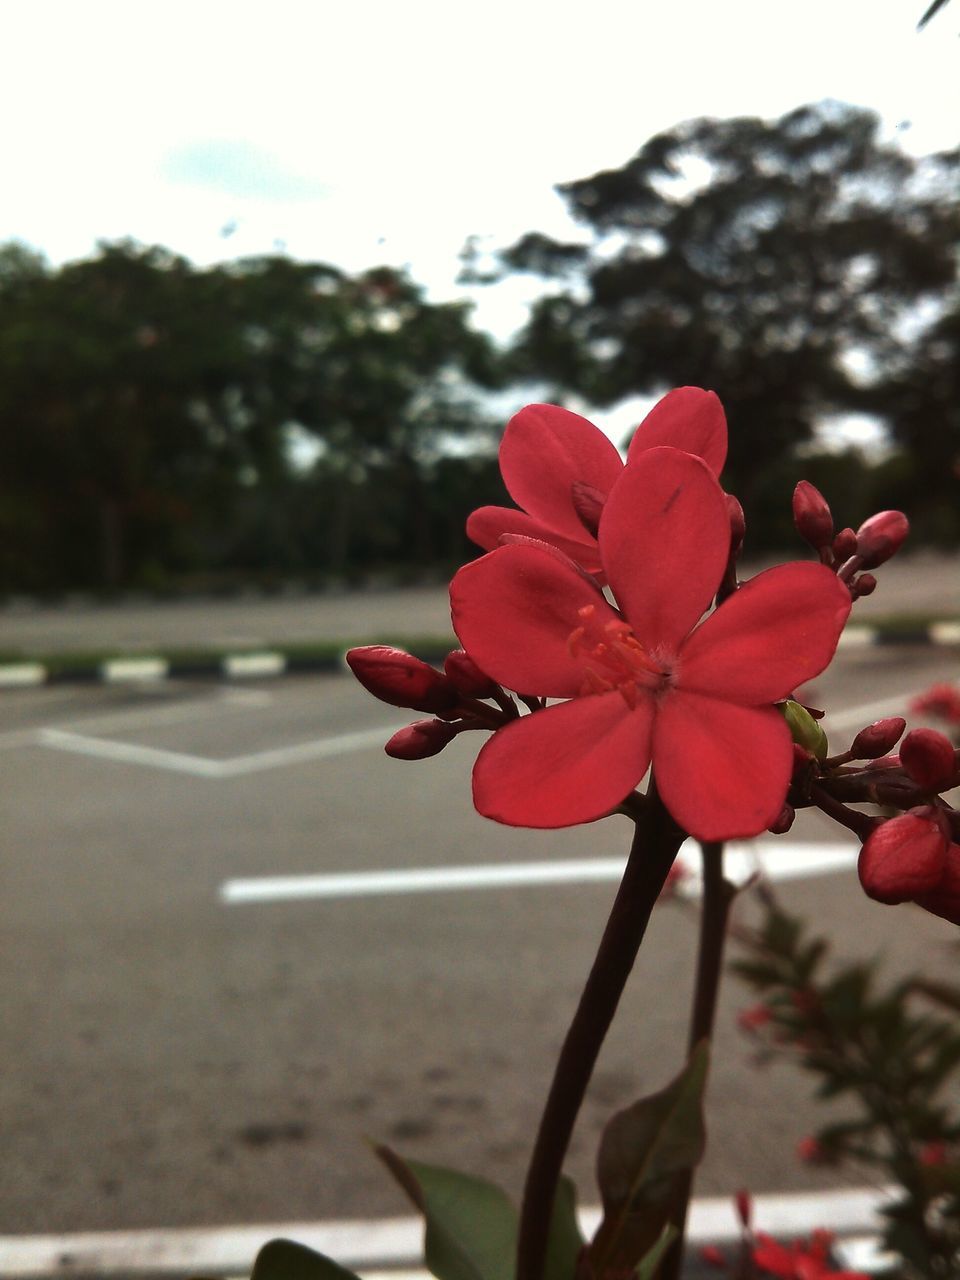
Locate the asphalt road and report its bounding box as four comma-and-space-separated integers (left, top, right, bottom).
1, 634, 959, 1236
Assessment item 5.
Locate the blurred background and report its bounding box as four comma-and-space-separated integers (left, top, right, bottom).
2, 0, 959, 1263
0, 0, 957, 598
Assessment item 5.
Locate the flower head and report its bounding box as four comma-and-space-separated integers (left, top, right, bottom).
466, 387, 727, 576
452, 449, 850, 840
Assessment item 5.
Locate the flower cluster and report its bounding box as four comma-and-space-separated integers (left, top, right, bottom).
346, 388, 957, 922
701, 1191, 868, 1279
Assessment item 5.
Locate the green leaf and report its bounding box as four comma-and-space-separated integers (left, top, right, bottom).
250, 1239, 362, 1280
587, 1042, 710, 1275
544, 1174, 585, 1280
635, 1223, 678, 1280
377, 1146, 517, 1280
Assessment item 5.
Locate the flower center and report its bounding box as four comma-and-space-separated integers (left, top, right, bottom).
567, 604, 668, 709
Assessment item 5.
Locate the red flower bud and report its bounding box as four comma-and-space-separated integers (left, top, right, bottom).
850, 717, 906, 759
865, 753, 901, 771
738, 1003, 773, 1032
725, 493, 746, 556
384, 718, 459, 760
699, 1244, 726, 1269
346, 646, 458, 713
832, 527, 858, 561
443, 648, 498, 698
793, 481, 834, 551
855, 510, 909, 569
900, 727, 957, 791
858, 811, 949, 904
852, 572, 877, 598
768, 803, 795, 834
915, 842, 960, 926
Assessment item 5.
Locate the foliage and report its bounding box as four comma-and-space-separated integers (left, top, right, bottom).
733, 888, 960, 1278
0, 242, 501, 592
464, 101, 960, 541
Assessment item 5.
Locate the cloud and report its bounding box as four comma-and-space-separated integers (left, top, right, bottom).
164, 140, 330, 201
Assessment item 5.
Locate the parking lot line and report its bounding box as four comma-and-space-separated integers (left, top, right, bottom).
220, 840, 858, 905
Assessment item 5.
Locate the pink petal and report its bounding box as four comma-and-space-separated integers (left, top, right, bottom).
599, 448, 730, 655
499, 404, 623, 544
472, 693, 654, 828
450, 544, 620, 698
653, 692, 793, 840
678, 563, 852, 704
627, 387, 727, 477
465, 505, 603, 575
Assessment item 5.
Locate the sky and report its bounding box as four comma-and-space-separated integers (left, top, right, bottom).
2, 0, 957, 443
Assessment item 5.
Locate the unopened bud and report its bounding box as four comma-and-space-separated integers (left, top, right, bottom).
768, 803, 795, 835
796, 1136, 828, 1165
851, 717, 906, 759
443, 649, 498, 698
781, 700, 828, 762
346, 646, 458, 713
793, 481, 834, 551
858, 811, 949, 904
900, 727, 957, 791
832, 527, 857, 561
737, 1004, 773, 1032
725, 493, 745, 557
384, 718, 458, 760
853, 573, 877, 598
855, 510, 909, 569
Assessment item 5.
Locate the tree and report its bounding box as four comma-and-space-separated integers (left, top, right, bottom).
464, 102, 959, 529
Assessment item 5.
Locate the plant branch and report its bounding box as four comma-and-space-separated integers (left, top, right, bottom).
515, 786, 685, 1280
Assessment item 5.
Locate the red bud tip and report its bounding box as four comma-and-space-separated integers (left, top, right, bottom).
384, 718, 459, 760
850, 717, 906, 759
346, 646, 458, 713
796, 1136, 826, 1165
855, 510, 909, 569
900, 727, 957, 791
792, 481, 834, 551
443, 648, 498, 698
857, 811, 949, 904
725, 492, 746, 555
768, 803, 795, 835
737, 1003, 773, 1032
699, 1244, 726, 1269
832, 527, 858, 562
852, 572, 877, 598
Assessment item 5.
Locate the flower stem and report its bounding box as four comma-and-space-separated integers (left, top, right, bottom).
659, 840, 735, 1280
515, 787, 685, 1280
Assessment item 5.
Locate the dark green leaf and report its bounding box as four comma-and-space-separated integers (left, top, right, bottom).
587, 1042, 709, 1275
250, 1239, 362, 1280
377, 1146, 517, 1280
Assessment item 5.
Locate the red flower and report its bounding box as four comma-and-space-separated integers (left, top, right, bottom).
911, 682, 960, 727
751, 1231, 868, 1279
466, 387, 727, 576
451, 449, 851, 840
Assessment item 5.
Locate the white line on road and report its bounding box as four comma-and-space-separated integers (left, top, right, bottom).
0, 1185, 896, 1277
37, 723, 403, 777
220, 840, 858, 905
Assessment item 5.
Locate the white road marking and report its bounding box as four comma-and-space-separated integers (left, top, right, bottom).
37, 723, 402, 778
220, 840, 858, 905
0, 1185, 895, 1277
101, 657, 169, 683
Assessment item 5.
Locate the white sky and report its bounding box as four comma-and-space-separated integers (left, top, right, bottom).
2, 0, 957, 443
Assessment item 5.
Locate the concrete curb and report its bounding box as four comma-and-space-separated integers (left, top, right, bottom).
0, 1185, 898, 1277
1, 624, 957, 691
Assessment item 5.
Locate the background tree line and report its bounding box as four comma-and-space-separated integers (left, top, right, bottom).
0, 100, 956, 595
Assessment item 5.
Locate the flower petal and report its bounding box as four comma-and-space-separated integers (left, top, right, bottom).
499, 404, 623, 543
466, 505, 603, 574
653, 692, 792, 840
450, 544, 620, 697
472, 693, 654, 827
627, 387, 727, 476
678, 563, 851, 704
599, 448, 730, 655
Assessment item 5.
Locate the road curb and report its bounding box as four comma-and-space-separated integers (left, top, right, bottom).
1, 624, 957, 691
0, 1185, 897, 1277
